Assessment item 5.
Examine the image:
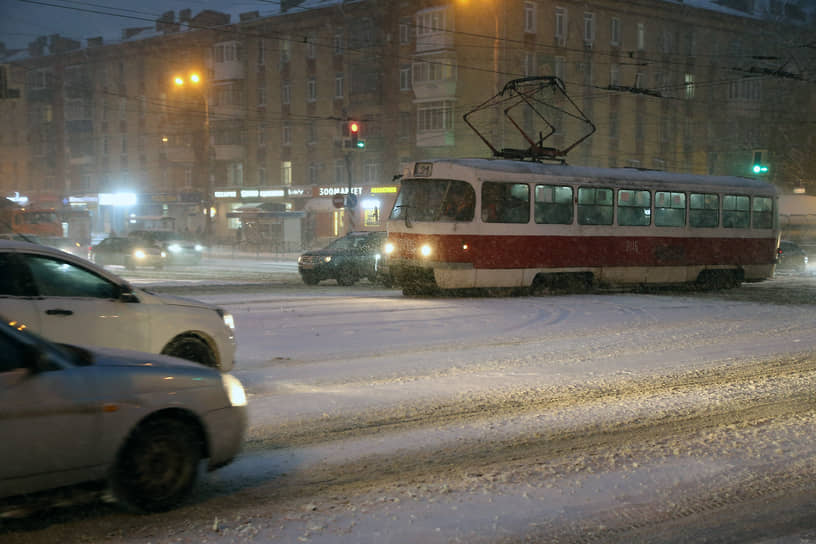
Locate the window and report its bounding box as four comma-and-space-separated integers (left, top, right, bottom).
637, 23, 646, 50
555, 7, 567, 46
258, 167, 266, 186
400, 66, 412, 91
609, 64, 619, 86
306, 32, 317, 59
257, 79, 266, 106
684, 73, 695, 100
524, 53, 536, 77
307, 78, 317, 102
417, 9, 446, 36
280, 39, 291, 63
417, 101, 454, 132
752, 196, 773, 229
583, 12, 595, 45
577, 187, 613, 225
364, 161, 382, 183
689, 193, 719, 228
412, 59, 456, 83
258, 125, 266, 147
400, 19, 410, 44
722, 194, 750, 228
120, 134, 127, 154
554, 56, 566, 82
282, 122, 291, 146
282, 81, 290, 105
535, 185, 573, 224
524, 2, 537, 33
335, 73, 344, 99
617, 189, 651, 226
308, 121, 317, 145
258, 39, 265, 65
281, 161, 292, 186
481, 182, 530, 223
24, 254, 118, 298
334, 32, 343, 55
655, 191, 686, 227
611, 17, 621, 46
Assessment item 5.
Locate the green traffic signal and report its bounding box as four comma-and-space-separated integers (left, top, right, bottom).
752, 164, 768, 174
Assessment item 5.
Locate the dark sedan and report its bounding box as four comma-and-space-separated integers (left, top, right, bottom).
776, 240, 808, 274
90, 236, 166, 270
298, 230, 392, 286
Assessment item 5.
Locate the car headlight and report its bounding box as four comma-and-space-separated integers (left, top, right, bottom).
133, 249, 146, 259
323, 256, 332, 263
221, 373, 247, 407
217, 309, 235, 331
419, 244, 432, 257
168, 243, 182, 253
384, 242, 394, 255
194, 244, 204, 252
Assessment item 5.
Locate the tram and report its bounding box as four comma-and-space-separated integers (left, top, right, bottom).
383, 158, 779, 295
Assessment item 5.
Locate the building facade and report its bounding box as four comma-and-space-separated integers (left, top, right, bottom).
1, 0, 813, 248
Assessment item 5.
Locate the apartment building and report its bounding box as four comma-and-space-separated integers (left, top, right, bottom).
1, 0, 812, 247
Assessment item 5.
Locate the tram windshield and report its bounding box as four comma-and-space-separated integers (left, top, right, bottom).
390, 179, 476, 223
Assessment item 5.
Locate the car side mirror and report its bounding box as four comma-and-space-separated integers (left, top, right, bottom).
118, 285, 139, 303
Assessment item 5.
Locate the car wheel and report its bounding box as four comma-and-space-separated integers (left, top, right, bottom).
162, 336, 217, 368
301, 272, 320, 285
111, 417, 202, 513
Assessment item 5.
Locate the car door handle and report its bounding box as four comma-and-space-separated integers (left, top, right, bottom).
45, 308, 74, 316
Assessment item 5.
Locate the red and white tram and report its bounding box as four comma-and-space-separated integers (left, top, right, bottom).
383, 158, 779, 295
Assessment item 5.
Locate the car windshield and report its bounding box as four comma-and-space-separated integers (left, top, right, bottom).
4, 0, 816, 540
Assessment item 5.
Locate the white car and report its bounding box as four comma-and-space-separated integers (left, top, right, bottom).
0, 319, 247, 512
0, 240, 236, 371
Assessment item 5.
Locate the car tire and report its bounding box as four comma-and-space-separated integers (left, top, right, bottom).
301, 272, 320, 285
162, 336, 217, 368
110, 417, 202, 513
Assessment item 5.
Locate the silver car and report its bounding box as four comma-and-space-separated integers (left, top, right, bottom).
0, 320, 247, 512
0, 240, 236, 371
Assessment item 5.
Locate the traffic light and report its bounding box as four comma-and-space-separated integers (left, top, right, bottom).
752, 150, 769, 175
349, 120, 360, 147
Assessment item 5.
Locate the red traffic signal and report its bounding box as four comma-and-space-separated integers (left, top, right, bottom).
349, 121, 360, 134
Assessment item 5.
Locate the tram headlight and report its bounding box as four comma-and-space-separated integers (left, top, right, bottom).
419, 244, 432, 258
384, 242, 395, 255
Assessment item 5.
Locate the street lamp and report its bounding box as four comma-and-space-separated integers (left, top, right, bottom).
171, 72, 213, 242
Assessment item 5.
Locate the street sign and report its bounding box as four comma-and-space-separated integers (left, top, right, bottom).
332, 193, 346, 208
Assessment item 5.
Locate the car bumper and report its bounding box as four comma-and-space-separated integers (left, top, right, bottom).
205, 404, 247, 470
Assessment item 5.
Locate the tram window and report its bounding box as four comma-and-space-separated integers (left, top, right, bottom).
752, 196, 773, 229
481, 182, 530, 223
577, 187, 613, 225
655, 191, 686, 227
689, 193, 719, 228
722, 194, 749, 229
534, 185, 573, 224
440, 181, 476, 222
617, 189, 651, 226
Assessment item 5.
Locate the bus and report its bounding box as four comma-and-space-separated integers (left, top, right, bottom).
383, 159, 779, 295
4, 207, 62, 237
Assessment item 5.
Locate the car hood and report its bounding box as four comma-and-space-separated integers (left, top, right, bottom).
62, 343, 215, 372
137, 288, 219, 311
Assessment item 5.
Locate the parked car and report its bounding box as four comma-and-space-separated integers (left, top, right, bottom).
298, 231, 393, 286
776, 240, 808, 274
0, 240, 236, 370
35, 236, 88, 259
90, 236, 166, 270
0, 319, 246, 512
128, 230, 204, 265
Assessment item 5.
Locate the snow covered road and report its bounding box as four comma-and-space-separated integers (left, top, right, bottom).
4, 275, 816, 543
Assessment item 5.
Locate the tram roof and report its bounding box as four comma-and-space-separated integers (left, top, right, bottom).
411, 158, 778, 194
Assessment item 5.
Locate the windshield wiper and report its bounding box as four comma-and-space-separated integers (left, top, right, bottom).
394, 205, 413, 228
